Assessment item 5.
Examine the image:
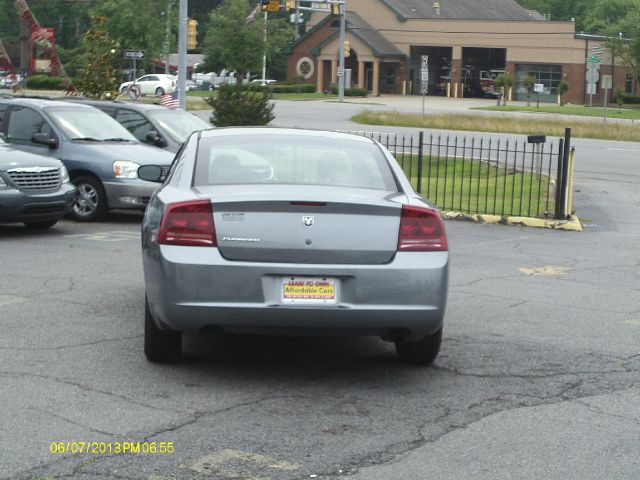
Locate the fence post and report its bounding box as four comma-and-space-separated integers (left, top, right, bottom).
566, 147, 577, 215
558, 128, 572, 219
555, 138, 564, 219
416, 131, 424, 194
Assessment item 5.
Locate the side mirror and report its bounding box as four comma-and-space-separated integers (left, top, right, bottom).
138, 165, 165, 183
145, 131, 167, 148
32, 132, 58, 148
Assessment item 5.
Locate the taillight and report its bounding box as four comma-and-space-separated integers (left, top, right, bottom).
397, 205, 447, 252
158, 200, 216, 247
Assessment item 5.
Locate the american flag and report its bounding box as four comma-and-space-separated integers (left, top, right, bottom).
160, 90, 179, 109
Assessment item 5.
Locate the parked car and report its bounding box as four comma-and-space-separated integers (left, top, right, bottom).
118, 74, 176, 96
64, 99, 211, 153
0, 136, 76, 228
0, 73, 22, 89
139, 127, 449, 364
0, 98, 174, 221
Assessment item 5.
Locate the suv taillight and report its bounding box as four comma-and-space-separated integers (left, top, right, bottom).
397, 205, 447, 252
158, 200, 216, 247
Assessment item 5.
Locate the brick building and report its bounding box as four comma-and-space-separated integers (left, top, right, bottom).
286, 0, 637, 104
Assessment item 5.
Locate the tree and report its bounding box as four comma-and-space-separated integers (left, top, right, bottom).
201, 0, 293, 81
201, 0, 263, 81
90, 0, 167, 71
495, 72, 514, 106
76, 15, 118, 98
557, 80, 569, 106
206, 83, 275, 126
523, 75, 536, 106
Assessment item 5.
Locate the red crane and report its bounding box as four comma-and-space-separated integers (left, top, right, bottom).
15, 0, 76, 92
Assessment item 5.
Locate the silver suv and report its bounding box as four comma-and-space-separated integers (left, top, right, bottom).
0, 98, 174, 221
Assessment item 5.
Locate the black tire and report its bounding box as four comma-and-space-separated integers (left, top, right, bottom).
120, 86, 129, 94
395, 327, 442, 365
155, 87, 165, 96
24, 219, 58, 229
144, 297, 182, 363
70, 175, 107, 221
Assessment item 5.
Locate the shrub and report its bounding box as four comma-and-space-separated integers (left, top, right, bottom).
557, 80, 569, 106
618, 92, 640, 104
206, 83, 275, 127
25, 75, 65, 90
329, 85, 369, 96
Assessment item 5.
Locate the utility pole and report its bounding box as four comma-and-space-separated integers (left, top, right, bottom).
294, 1, 300, 41
177, 0, 187, 110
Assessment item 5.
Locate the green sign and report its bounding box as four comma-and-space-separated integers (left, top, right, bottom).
586, 55, 602, 64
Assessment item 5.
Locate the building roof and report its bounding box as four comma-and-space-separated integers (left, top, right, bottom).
346, 12, 405, 57
381, 0, 544, 21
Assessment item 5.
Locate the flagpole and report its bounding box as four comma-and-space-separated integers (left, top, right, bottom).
261, 10, 267, 85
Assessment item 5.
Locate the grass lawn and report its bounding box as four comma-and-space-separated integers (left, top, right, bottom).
474, 104, 640, 120
393, 154, 554, 218
352, 110, 640, 142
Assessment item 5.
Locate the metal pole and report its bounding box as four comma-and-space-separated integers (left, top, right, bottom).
262, 10, 267, 85
338, 1, 346, 103
294, 0, 300, 41
603, 87, 608, 127
177, 0, 187, 110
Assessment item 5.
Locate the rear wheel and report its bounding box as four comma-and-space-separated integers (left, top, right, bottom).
395, 327, 442, 365
24, 219, 57, 229
155, 87, 165, 96
70, 175, 107, 221
144, 297, 182, 363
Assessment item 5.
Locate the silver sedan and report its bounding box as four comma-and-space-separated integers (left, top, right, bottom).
140, 128, 449, 365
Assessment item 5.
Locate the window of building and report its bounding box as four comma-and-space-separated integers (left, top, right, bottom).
515, 64, 562, 103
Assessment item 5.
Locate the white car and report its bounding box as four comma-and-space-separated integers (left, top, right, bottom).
119, 74, 176, 96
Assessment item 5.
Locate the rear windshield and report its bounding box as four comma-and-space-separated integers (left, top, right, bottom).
194, 133, 397, 191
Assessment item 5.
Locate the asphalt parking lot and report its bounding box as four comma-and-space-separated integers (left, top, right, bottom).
2, 97, 640, 479
1, 197, 639, 479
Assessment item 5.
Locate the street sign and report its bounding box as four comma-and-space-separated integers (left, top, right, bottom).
123, 50, 145, 60
586, 83, 596, 95
586, 54, 602, 65
420, 55, 429, 95
585, 69, 599, 84
337, 66, 344, 77
601, 74, 612, 90
533, 83, 544, 93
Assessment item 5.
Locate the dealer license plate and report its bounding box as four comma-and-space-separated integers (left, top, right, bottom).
281, 277, 337, 305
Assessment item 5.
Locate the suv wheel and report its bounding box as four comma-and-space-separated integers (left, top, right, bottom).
155, 87, 165, 96
70, 175, 107, 221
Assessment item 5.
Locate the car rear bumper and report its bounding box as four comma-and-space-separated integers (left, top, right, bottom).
103, 180, 161, 210
143, 245, 448, 338
0, 184, 76, 223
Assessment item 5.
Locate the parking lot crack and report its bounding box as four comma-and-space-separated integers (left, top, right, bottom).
0, 335, 142, 352
0, 371, 183, 415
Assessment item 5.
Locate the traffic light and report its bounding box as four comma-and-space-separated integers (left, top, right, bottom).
263, 0, 279, 12
285, 0, 296, 11
343, 40, 350, 57
331, 2, 340, 15
187, 18, 198, 50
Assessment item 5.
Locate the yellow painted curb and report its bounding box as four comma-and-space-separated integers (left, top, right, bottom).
441, 211, 582, 231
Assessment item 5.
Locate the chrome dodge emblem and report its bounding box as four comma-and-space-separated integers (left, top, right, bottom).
302, 216, 314, 227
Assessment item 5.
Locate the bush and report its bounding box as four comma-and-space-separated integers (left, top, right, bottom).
618, 92, 640, 104
206, 83, 275, 127
329, 85, 369, 96
270, 83, 316, 93
25, 75, 66, 90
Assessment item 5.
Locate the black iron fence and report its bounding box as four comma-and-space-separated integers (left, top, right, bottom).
348, 129, 573, 220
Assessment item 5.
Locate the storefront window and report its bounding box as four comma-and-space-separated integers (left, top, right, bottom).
515, 64, 562, 103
